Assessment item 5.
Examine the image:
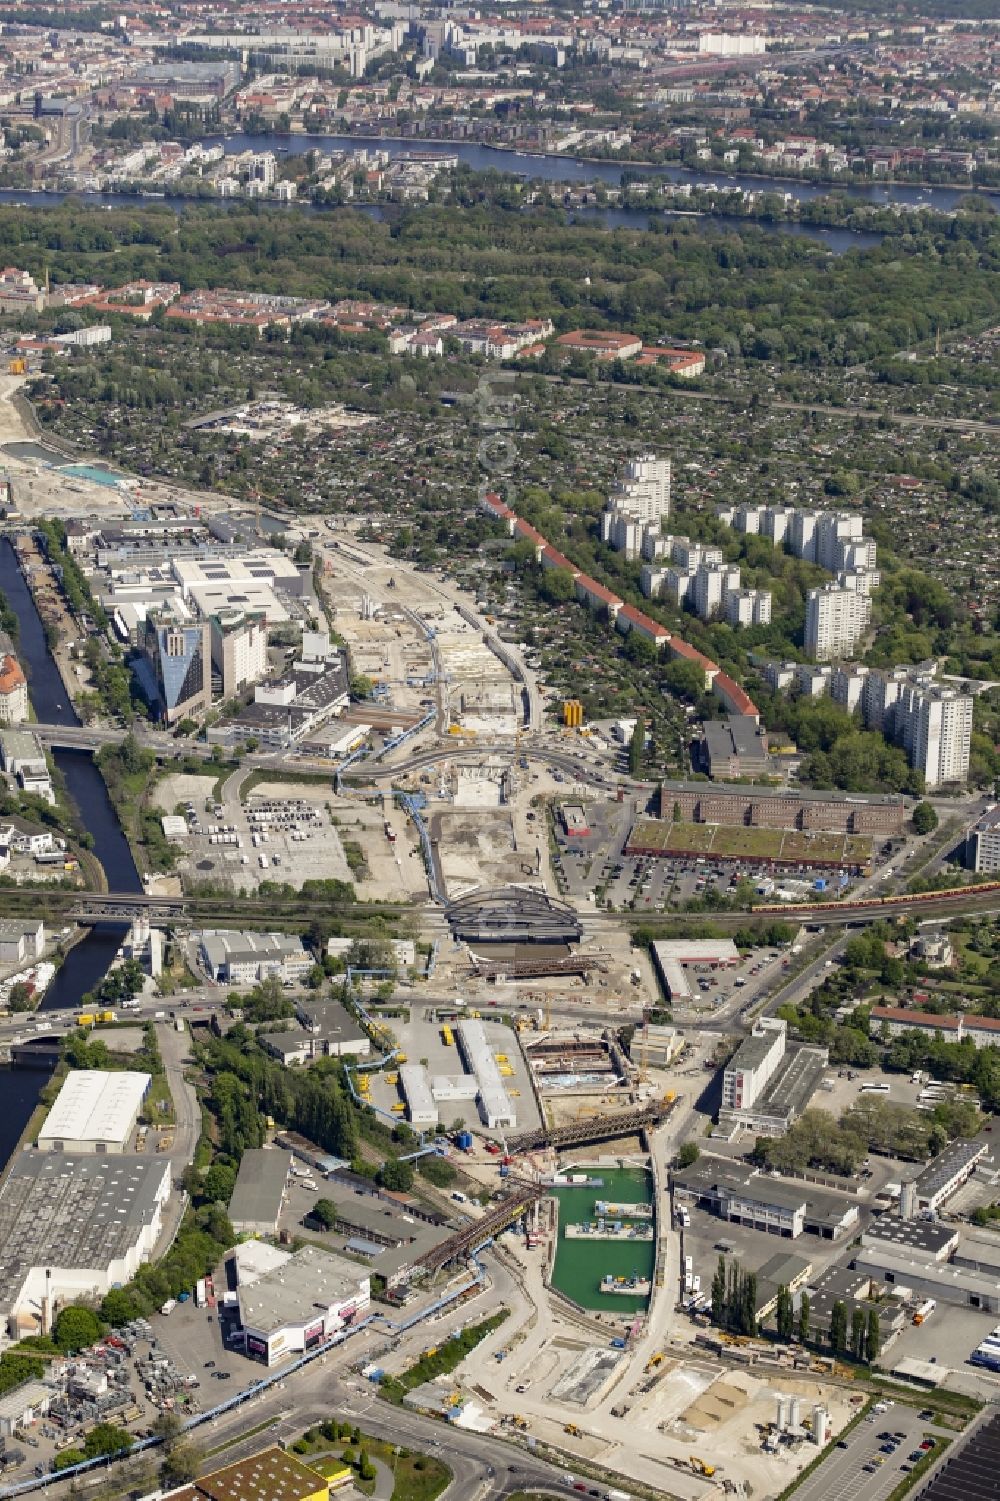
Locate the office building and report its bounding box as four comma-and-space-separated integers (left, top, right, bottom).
37, 1070, 150, 1154
804, 584, 871, 660
703, 715, 771, 779
210, 611, 268, 697
897, 682, 973, 789
968, 807, 1000, 874
140, 615, 211, 723
722, 1018, 786, 1114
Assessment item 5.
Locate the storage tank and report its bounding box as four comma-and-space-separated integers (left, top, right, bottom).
776, 1396, 789, 1431
788, 1397, 801, 1430
812, 1405, 828, 1446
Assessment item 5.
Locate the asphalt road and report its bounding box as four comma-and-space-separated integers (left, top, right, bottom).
791, 1403, 944, 1501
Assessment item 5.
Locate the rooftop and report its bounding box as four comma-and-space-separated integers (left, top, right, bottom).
0, 1153, 170, 1314
38, 1069, 150, 1148
227, 1149, 290, 1229
173, 1444, 330, 1501
238, 1245, 368, 1335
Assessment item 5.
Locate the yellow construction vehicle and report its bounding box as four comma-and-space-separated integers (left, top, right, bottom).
564, 1424, 580, 1437
690, 1457, 715, 1477
645, 1352, 665, 1371
390, 1103, 405, 1113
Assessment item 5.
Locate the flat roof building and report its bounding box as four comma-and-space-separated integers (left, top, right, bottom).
227, 1149, 290, 1237
673, 1156, 859, 1242
0, 1153, 171, 1335
399, 1063, 439, 1128
456, 1019, 516, 1130
722, 1018, 786, 1117
703, 716, 771, 779
237, 1245, 370, 1366
912, 1138, 990, 1213
164, 1443, 331, 1501
37, 1070, 150, 1154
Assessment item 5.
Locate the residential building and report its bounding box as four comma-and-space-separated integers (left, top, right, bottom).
0, 656, 28, 724
724, 587, 772, 628
831, 663, 870, 714
0, 267, 46, 315
139, 615, 211, 724
968, 807, 1000, 874
867, 1006, 1000, 1047
554, 329, 643, 361
804, 584, 871, 660
692, 563, 741, 621
897, 682, 973, 789
601, 453, 671, 558
796, 663, 833, 697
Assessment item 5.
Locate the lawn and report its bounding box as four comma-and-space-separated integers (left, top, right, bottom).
291, 1425, 450, 1501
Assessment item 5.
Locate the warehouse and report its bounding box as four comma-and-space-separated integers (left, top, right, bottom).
36, 1070, 150, 1154
0, 1153, 171, 1334
651, 938, 739, 1001
227, 1149, 291, 1236
672, 1157, 859, 1241
912, 1138, 990, 1213
197, 930, 311, 985
853, 1244, 1000, 1316
456, 1019, 516, 1129
399, 1063, 439, 1127
237, 1245, 370, 1366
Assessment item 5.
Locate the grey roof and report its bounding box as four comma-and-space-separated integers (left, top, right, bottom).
0, 1153, 169, 1314
862, 1216, 960, 1258
704, 716, 770, 764
760, 1046, 828, 1121
295, 999, 367, 1045
238, 1245, 368, 1335
673, 1157, 856, 1230
228, 1149, 290, 1229
726, 1031, 779, 1076
914, 1138, 990, 1203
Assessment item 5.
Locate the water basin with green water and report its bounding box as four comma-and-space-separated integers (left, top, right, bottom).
549, 1164, 655, 1315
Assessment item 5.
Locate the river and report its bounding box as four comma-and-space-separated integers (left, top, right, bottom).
0, 537, 141, 1161
219, 130, 984, 213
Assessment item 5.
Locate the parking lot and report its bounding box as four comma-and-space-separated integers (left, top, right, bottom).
792, 1403, 946, 1501
677, 1201, 849, 1305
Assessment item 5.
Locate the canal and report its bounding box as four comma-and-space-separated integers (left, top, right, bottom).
549, 1164, 655, 1315
0, 537, 140, 1160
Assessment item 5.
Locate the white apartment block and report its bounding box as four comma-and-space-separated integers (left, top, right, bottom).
831, 663, 869, 713
724, 587, 772, 628
763, 660, 796, 692
602, 454, 671, 557
897, 682, 973, 789
796, 663, 832, 696
692, 563, 741, 621
805, 584, 871, 661
721, 1018, 786, 1114
968, 808, 1000, 874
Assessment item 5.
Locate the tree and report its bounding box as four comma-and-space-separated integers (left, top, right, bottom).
798, 1292, 811, 1345
359, 1448, 375, 1482
8, 980, 34, 1012
851, 1305, 866, 1360
912, 801, 938, 835
866, 1309, 880, 1363
628, 717, 644, 777
160, 1437, 202, 1489
829, 1299, 848, 1354
677, 1142, 700, 1169
350, 674, 374, 700
311, 1197, 337, 1229
83, 1423, 132, 1460
776, 1284, 794, 1341
200, 1163, 237, 1204
54, 1305, 102, 1354
377, 1157, 414, 1192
